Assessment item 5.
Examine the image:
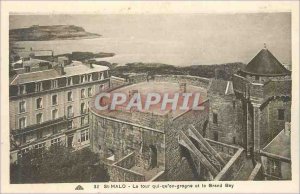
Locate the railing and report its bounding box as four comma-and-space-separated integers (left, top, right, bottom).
214, 147, 245, 181
205, 138, 239, 157
12, 117, 67, 136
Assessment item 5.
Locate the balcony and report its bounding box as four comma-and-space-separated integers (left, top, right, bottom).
12, 117, 67, 136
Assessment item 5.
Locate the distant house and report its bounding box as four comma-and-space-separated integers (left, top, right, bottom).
57, 56, 71, 66
16, 49, 54, 62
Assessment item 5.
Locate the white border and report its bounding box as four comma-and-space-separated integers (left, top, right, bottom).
1, 1, 299, 193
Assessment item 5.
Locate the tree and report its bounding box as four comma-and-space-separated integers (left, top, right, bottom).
10, 145, 109, 183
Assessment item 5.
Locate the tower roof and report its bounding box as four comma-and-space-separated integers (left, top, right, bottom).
242, 48, 290, 76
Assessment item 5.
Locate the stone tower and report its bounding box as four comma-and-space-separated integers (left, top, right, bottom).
232, 46, 291, 158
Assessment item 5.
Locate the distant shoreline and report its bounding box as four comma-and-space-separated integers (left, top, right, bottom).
9, 25, 101, 41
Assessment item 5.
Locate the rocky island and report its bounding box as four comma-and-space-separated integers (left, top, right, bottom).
9, 25, 101, 41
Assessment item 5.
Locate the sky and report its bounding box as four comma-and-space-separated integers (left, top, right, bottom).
9, 13, 291, 66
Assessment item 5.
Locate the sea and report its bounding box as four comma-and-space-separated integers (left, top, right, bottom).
10, 13, 291, 66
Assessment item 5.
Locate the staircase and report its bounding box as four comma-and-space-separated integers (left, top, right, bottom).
178, 125, 226, 178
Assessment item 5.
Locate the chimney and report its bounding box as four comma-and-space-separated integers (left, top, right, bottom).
179, 82, 187, 93
60, 64, 65, 75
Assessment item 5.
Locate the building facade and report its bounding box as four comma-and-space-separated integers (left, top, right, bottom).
9, 57, 110, 162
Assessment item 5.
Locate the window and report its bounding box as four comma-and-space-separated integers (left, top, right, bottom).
213, 113, 218, 124
81, 89, 85, 99
19, 117, 26, 129
36, 97, 43, 109
34, 142, 46, 150
232, 101, 236, 109
80, 129, 89, 142
52, 109, 58, 120
67, 106, 73, 118
67, 120, 73, 129
37, 130, 43, 139
52, 94, 58, 105
213, 131, 218, 141
51, 137, 61, 146
88, 87, 92, 97
101, 119, 106, 127
25, 66, 31, 72
278, 109, 285, 120
267, 159, 281, 177
19, 101, 26, 113
67, 77, 73, 86
80, 75, 86, 83
99, 72, 104, 80
52, 80, 58, 88
87, 74, 92, 82
36, 113, 43, 124
36, 82, 42, 92
19, 85, 26, 95
67, 91, 73, 101
255, 76, 259, 81
81, 103, 86, 114
99, 84, 104, 91
81, 116, 85, 126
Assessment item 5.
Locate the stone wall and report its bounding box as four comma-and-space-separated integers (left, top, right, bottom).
163, 100, 210, 181
207, 93, 244, 147
90, 115, 165, 171
259, 98, 291, 147
154, 75, 210, 89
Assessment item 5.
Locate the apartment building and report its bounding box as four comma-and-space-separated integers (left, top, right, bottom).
9, 60, 110, 163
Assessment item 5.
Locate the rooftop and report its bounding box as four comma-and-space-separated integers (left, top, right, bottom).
262, 129, 291, 160
242, 48, 290, 76
64, 61, 109, 76
16, 50, 53, 58
10, 61, 109, 85
90, 81, 207, 125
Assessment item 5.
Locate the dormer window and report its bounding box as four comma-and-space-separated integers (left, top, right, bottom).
52, 80, 58, 88
36, 82, 42, 92
80, 75, 86, 83
99, 72, 104, 80
88, 74, 92, 82
19, 85, 26, 95
67, 77, 73, 86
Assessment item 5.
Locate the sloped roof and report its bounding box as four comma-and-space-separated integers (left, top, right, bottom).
10, 61, 109, 85
10, 69, 61, 85
262, 129, 290, 160
242, 48, 290, 76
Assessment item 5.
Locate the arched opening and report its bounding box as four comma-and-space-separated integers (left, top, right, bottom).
149, 145, 157, 169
